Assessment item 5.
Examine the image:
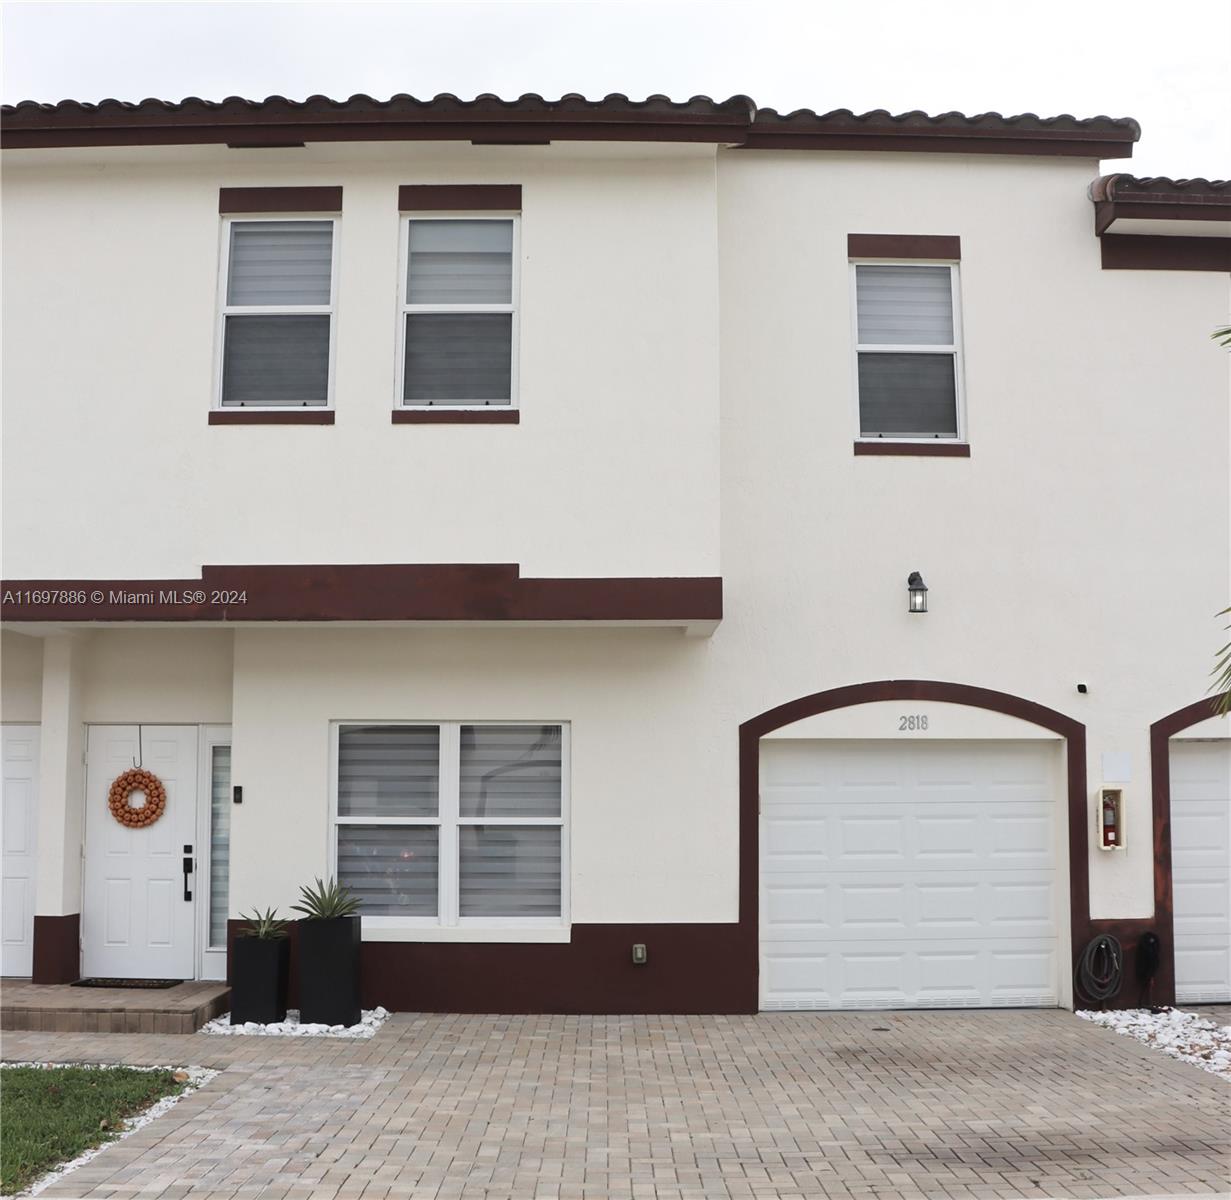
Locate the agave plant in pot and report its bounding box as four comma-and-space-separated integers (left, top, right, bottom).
291, 877, 362, 1027
230, 908, 290, 1025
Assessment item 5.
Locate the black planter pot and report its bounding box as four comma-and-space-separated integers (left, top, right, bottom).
230, 936, 289, 1025
297, 915, 361, 1027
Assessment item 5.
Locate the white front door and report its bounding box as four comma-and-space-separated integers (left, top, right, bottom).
2, 726, 41, 977
83, 726, 198, 980
1171, 739, 1231, 1004
760, 739, 1060, 1010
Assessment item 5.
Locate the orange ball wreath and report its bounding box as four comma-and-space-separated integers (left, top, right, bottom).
108, 768, 167, 828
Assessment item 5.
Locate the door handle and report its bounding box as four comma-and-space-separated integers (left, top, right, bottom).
182, 844, 194, 902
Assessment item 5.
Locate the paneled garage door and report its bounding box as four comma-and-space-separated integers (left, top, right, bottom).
1171, 740, 1231, 1004
760, 739, 1060, 1010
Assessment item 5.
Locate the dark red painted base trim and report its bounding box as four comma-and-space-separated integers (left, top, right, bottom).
392, 409, 519, 424
854, 441, 971, 457
32, 914, 80, 984
209, 410, 335, 425
227, 920, 754, 1014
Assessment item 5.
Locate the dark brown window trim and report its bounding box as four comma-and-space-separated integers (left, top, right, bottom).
848, 234, 961, 260
218, 186, 343, 214
398, 184, 522, 211
392, 409, 519, 424
854, 441, 970, 457
1099, 233, 1231, 272
210, 410, 335, 425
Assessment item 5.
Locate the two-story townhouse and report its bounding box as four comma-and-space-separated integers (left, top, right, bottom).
1, 94, 1227, 1014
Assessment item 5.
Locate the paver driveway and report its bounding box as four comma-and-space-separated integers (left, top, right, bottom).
2, 1010, 1227, 1200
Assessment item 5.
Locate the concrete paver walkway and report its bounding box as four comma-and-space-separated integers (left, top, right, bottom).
2, 1010, 1227, 1199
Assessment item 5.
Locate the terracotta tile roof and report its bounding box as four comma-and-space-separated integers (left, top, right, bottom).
0, 92, 1140, 157
1089, 173, 1230, 202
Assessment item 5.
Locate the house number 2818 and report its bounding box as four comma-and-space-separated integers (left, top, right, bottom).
899, 714, 929, 731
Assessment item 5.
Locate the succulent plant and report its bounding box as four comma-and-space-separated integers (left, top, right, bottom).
290, 876, 361, 920
237, 907, 289, 939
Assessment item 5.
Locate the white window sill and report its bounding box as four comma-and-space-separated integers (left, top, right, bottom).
361, 925, 572, 944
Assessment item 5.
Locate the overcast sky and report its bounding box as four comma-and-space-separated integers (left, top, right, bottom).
3, 0, 1228, 178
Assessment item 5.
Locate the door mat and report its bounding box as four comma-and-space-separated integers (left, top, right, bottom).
71, 978, 184, 990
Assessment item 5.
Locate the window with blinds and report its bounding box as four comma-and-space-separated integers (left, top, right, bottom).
219, 220, 334, 408
400, 218, 517, 407
334, 722, 565, 925
853, 263, 962, 440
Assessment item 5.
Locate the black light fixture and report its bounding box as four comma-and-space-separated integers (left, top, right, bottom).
907, 571, 928, 613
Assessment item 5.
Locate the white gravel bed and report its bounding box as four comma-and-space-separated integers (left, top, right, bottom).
200, 1005, 388, 1038
1, 1062, 217, 1197
1078, 1006, 1231, 1078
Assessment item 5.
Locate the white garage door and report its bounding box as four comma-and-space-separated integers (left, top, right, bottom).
760, 739, 1060, 1010
1171, 740, 1231, 1004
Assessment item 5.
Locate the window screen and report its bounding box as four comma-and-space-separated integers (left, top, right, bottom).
402, 219, 515, 406
220, 220, 333, 407
855, 264, 960, 439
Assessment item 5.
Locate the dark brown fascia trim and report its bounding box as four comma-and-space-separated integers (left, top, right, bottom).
848, 234, 960, 259
392, 409, 519, 424
218, 186, 343, 213
743, 131, 1134, 158
1095, 199, 1231, 235
1100, 234, 1231, 271
1145, 693, 1229, 1008
399, 184, 521, 210
853, 441, 970, 457
0, 564, 722, 623
1, 96, 1138, 157
209, 409, 335, 425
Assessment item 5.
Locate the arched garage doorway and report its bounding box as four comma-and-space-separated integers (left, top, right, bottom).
1152, 694, 1230, 1005
740, 681, 1090, 1010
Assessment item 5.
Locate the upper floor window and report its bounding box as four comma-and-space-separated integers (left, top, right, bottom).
399, 218, 518, 408
218, 219, 336, 408
853, 263, 964, 441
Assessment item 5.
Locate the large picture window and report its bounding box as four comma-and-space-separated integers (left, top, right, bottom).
852, 262, 964, 441
217, 218, 336, 408
398, 217, 518, 408
332, 722, 566, 927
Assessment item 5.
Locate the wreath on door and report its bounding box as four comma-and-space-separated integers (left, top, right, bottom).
108, 768, 167, 828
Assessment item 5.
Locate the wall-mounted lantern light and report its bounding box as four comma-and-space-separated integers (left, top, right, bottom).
907, 572, 928, 613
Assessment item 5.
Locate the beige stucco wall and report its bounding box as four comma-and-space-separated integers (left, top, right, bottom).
1, 144, 720, 579
1, 631, 43, 722
2, 142, 1227, 945
716, 150, 1230, 921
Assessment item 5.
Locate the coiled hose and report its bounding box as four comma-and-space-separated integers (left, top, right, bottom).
1076, 933, 1124, 1005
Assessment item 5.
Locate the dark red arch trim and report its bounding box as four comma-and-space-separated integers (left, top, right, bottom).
1146, 692, 1229, 1006
738, 679, 1095, 1011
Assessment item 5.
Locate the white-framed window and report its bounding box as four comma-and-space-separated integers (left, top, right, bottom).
196, 724, 232, 982
396, 215, 519, 408
851, 261, 965, 441
330, 722, 567, 930
216, 217, 338, 408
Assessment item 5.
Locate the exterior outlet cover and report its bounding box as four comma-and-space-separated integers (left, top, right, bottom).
631, 943, 647, 965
